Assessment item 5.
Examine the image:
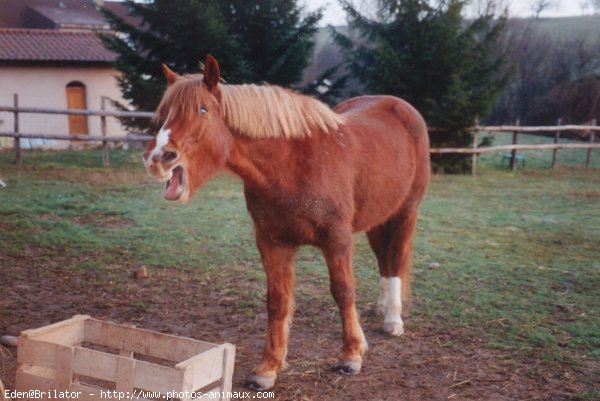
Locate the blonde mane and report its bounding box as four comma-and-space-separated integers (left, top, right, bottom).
156, 77, 345, 139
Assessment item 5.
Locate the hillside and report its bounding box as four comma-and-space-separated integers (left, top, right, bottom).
528, 15, 600, 43
302, 14, 600, 124
302, 15, 600, 87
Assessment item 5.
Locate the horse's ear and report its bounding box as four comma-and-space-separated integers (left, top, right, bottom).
203, 54, 221, 93
161, 64, 179, 85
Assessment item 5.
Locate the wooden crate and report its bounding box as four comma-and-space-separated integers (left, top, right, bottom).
1, 377, 11, 401
15, 315, 235, 401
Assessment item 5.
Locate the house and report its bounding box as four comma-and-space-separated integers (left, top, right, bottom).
0, 0, 135, 149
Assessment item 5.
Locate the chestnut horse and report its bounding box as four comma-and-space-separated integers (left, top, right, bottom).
143, 55, 430, 391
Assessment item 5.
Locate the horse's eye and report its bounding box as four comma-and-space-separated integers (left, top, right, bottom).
199, 105, 208, 114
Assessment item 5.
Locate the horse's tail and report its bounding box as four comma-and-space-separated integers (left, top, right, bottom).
394, 202, 424, 302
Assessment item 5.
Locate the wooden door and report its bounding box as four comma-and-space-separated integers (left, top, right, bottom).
66, 83, 88, 135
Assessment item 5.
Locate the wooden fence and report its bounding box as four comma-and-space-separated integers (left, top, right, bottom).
1, 99, 599, 174
431, 119, 599, 175
0, 94, 153, 167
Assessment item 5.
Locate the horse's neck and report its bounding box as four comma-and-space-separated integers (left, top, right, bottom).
226, 138, 273, 190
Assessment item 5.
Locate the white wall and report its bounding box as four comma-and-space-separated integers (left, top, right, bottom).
0, 65, 132, 149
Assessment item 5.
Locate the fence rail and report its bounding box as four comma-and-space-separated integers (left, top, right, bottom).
430, 143, 600, 154
0, 132, 152, 142
0, 105, 154, 118
462, 118, 598, 174
0, 98, 597, 174
468, 124, 600, 133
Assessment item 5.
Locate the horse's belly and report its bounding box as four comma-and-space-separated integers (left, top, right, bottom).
351, 179, 412, 232
349, 148, 417, 231
245, 192, 335, 246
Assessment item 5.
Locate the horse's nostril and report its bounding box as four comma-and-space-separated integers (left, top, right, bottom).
162, 151, 178, 163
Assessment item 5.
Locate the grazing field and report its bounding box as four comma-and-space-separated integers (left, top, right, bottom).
0, 148, 598, 400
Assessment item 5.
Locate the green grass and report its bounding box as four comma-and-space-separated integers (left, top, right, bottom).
1, 147, 599, 380
410, 168, 600, 361
0, 149, 256, 272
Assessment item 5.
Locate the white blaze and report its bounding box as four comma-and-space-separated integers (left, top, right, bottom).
148, 108, 172, 162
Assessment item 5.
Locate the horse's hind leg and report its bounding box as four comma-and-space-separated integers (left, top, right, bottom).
246, 238, 298, 391
366, 223, 392, 315
382, 206, 419, 336
322, 229, 368, 375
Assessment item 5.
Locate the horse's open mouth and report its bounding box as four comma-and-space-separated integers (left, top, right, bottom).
164, 166, 185, 200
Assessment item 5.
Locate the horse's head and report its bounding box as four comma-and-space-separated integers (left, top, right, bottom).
143, 55, 231, 203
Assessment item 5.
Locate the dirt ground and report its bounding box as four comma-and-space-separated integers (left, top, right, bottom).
0, 248, 593, 401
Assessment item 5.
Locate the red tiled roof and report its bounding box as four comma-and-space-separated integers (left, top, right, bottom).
29, 5, 111, 30
0, 0, 134, 30
0, 28, 116, 63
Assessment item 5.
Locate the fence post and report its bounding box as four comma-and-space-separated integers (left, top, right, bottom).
552, 118, 561, 169
510, 119, 520, 171
101, 96, 109, 167
13, 94, 21, 165
586, 118, 596, 168
471, 122, 478, 176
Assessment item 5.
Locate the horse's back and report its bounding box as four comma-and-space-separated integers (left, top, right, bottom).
335, 95, 429, 173
336, 95, 427, 141
333, 95, 430, 231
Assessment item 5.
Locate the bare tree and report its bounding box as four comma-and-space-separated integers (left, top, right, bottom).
591, 0, 600, 14
469, 0, 509, 17
488, 17, 600, 123
530, 0, 560, 18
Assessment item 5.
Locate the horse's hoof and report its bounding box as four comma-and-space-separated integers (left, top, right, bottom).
245, 373, 276, 391
384, 321, 404, 336
332, 359, 362, 375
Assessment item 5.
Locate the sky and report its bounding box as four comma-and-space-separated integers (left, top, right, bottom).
303, 1, 591, 26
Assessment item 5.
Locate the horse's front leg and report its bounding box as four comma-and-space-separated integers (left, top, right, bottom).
245, 238, 297, 391
322, 232, 368, 374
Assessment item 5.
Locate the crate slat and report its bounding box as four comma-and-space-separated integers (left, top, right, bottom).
73, 350, 185, 396
15, 367, 55, 394
73, 347, 119, 382
115, 354, 136, 393
17, 338, 70, 371
70, 383, 155, 401
134, 359, 183, 394
55, 345, 74, 390
221, 344, 236, 401
84, 318, 217, 362
20, 315, 87, 345
176, 346, 225, 391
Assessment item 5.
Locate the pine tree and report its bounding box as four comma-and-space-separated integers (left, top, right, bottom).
100, 0, 243, 131
220, 0, 322, 86
335, 0, 512, 172
100, 0, 321, 131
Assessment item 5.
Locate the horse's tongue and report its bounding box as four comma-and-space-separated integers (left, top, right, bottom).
165, 168, 182, 199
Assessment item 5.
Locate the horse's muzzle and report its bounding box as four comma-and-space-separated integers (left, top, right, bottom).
143, 149, 180, 179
